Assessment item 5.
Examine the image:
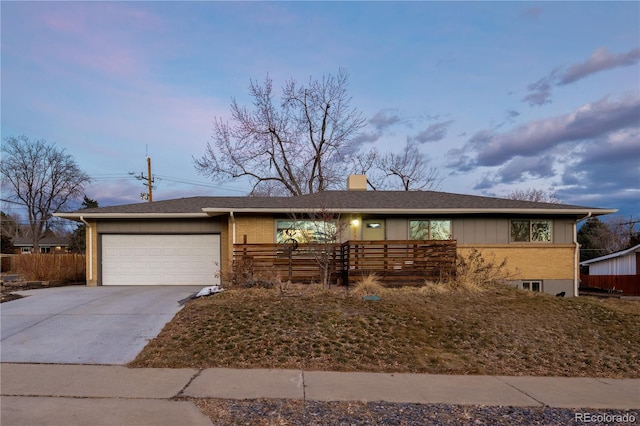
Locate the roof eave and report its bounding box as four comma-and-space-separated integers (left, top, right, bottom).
203, 207, 618, 216
581, 243, 640, 265
53, 212, 210, 221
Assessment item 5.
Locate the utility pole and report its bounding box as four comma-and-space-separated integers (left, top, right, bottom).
147, 156, 153, 202
130, 155, 155, 202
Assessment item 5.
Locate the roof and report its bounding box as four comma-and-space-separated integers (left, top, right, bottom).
580, 244, 640, 266
12, 237, 70, 247
54, 190, 617, 220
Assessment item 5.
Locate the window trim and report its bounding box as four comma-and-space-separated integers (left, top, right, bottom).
408, 219, 452, 240
275, 219, 337, 244
522, 280, 543, 292
509, 219, 553, 243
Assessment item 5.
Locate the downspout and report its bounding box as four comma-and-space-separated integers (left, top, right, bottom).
574, 212, 592, 297
230, 211, 236, 262
79, 216, 93, 282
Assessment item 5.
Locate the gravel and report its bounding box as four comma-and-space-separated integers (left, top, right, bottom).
192, 398, 640, 425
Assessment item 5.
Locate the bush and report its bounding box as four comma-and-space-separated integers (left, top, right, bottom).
224, 258, 281, 289
427, 249, 514, 293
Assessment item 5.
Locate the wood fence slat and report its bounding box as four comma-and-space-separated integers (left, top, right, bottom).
232, 240, 457, 286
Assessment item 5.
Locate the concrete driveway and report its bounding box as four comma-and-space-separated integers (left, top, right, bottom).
1, 285, 201, 364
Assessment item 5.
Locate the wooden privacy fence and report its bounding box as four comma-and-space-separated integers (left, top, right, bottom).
580, 273, 640, 296
233, 243, 340, 284
232, 240, 457, 286
341, 240, 457, 286
7, 253, 86, 282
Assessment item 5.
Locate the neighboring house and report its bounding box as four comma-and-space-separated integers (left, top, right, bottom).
580, 244, 640, 296
12, 236, 70, 254
54, 175, 615, 297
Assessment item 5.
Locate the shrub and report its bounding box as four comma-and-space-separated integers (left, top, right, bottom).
429, 249, 514, 293
350, 273, 387, 297
224, 258, 281, 289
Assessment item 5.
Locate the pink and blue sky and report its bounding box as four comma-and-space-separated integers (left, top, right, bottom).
2, 2, 639, 218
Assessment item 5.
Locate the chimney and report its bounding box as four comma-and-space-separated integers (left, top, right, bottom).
347, 174, 367, 191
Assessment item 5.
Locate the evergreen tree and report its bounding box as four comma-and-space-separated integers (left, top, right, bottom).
67, 196, 98, 253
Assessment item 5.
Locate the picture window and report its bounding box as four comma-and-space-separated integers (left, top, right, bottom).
276, 220, 336, 244
510, 220, 552, 242
409, 219, 451, 240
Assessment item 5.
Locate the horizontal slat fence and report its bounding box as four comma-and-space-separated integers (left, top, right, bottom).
232, 240, 457, 286
233, 243, 340, 283
580, 273, 640, 296
341, 240, 457, 286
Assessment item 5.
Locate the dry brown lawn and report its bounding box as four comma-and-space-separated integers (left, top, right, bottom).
130, 284, 640, 378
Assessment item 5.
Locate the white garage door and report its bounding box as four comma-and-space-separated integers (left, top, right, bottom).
102, 234, 220, 286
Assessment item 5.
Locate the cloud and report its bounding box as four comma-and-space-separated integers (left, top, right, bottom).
523, 47, 640, 106
368, 109, 402, 131
498, 155, 556, 182
505, 109, 520, 120
522, 73, 556, 107
412, 120, 454, 143
556, 128, 640, 210
456, 101, 639, 214
471, 95, 640, 167
352, 130, 383, 145
472, 155, 556, 190
560, 47, 640, 85
352, 109, 404, 145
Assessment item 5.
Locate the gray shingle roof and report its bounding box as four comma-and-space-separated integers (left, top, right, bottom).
56, 190, 615, 218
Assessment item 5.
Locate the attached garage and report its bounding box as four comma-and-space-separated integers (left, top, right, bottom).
101, 234, 220, 286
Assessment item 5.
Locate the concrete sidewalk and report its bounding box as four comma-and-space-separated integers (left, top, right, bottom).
1, 363, 639, 425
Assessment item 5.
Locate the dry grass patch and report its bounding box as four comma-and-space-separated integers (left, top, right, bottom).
131, 284, 640, 378
349, 273, 387, 297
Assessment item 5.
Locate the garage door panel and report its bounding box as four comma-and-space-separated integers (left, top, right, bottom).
102, 234, 220, 286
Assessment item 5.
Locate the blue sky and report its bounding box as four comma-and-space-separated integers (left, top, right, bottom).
2, 1, 639, 219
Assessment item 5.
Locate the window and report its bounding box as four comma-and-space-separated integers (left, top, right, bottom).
409, 219, 451, 240
510, 220, 552, 242
522, 280, 542, 292
276, 220, 337, 244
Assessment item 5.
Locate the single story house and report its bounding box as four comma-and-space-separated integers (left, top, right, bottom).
580, 244, 640, 295
12, 236, 71, 254
54, 175, 615, 297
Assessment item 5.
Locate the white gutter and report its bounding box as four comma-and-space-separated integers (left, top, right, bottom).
79, 216, 93, 281
574, 212, 592, 297
54, 212, 209, 220
202, 207, 618, 216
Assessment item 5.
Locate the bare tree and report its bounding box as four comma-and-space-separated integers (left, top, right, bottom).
352, 141, 442, 191
1, 136, 91, 252
283, 208, 345, 288
194, 69, 367, 196
377, 140, 442, 191
507, 188, 561, 203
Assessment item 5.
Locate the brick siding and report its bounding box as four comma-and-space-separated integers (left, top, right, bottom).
458, 244, 575, 280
